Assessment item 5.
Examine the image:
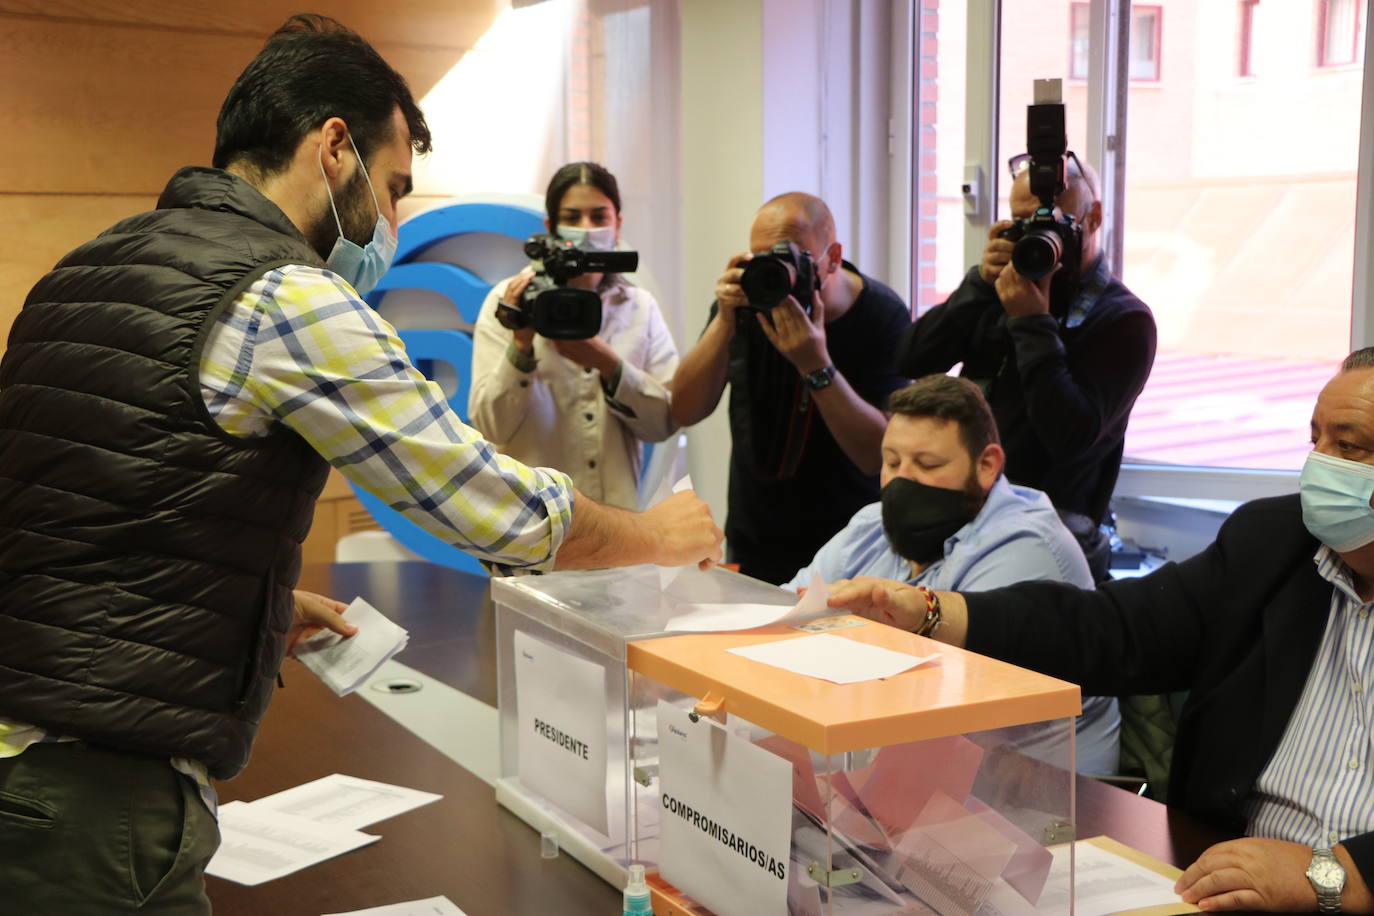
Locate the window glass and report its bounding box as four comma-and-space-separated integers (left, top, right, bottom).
1239, 0, 1258, 78
1320, 0, 1361, 67
1130, 6, 1161, 80
1070, 3, 1091, 80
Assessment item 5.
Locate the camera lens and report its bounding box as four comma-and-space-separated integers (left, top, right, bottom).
739, 257, 796, 308
1011, 228, 1063, 280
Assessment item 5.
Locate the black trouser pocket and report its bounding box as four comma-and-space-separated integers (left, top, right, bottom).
0, 789, 56, 828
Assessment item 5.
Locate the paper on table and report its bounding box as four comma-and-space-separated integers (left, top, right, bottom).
1037, 837, 1199, 916
726, 632, 938, 684
240, 773, 441, 831
205, 805, 378, 886
293, 597, 409, 696
664, 571, 830, 632
322, 896, 467, 916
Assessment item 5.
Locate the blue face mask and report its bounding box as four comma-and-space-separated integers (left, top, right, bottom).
318, 134, 397, 296
1300, 450, 1374, 552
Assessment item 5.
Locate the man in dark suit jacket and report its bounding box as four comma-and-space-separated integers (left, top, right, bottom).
827, 351, 1374, 913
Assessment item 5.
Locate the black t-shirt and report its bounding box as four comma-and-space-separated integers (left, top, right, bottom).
714, 263, 911, 584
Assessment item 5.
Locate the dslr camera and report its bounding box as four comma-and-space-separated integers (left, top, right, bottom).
496, 234, 638, 341
999, 79, 1082, 286
738, 241, 821, 313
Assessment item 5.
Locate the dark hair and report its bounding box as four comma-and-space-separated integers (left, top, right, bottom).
213, 14, 432, 176
888, 375, 1000, 460
1342, 347, 1374, 372
545, 162, 621, 225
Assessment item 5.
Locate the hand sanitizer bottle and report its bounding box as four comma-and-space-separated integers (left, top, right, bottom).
623, 863, 652, 915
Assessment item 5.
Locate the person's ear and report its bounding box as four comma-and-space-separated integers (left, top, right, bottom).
1084, 199, 1103, 235
976, 443, 1004, 493
317, 117, 352, 182
825, 242, 842, 275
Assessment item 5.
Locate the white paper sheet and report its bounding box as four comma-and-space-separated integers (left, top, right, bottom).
726, 633, 938, 684
322, 896, 467, 916
657, 701, 791, 916
513, 629, 610, 834
664, 571, 830, 632
205, 805, 378, 886
240, 773, 441, 830
293, 597, 409, 695
1036, 840, 1192, 916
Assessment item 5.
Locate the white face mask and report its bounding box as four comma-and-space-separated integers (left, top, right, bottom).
318, 134, 397, 296
557, 224, 617, 252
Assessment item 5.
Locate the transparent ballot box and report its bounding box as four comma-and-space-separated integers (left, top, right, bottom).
491, 564, 798, 888
627, 622, 1081, 916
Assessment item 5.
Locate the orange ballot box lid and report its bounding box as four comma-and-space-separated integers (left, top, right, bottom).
627, 616, 1081, 756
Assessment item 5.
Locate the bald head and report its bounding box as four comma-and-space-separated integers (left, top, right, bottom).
1008, 156, 1103, 271
750, 192, 837, 257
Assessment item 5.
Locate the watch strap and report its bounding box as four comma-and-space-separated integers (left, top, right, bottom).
803, 364, 836, 390
1308, 847, 1345, 913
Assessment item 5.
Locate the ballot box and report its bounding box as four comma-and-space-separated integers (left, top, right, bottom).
491, 564, 800, 889
626, 619, 1081, 916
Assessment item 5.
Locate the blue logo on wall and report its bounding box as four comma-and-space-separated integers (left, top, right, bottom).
356, 201, 546, 575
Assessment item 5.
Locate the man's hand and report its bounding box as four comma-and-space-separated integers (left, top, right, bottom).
755, 292, 830, 374
288, 589, 357, 652
641, 490, 724, 569
1174, 838, 1325, 912
501, 271, 538, 352
826, 576, 930, 630
714, 252, 752, 327
551, 335, 621, 377
979, 220, 1016, 283
994, 261, 1053, 318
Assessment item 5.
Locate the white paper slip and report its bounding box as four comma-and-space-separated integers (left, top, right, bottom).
294, 597, 410, 695
206, 805, 378, 886
322, 896, 468, 916
664, 571, 830, 632
727, 633, 938, 684
242, 773, 442, 831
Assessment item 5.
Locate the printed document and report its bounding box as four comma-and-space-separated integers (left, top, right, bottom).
294, 597, 409, 695
1037, 836, 1199, 916
205, 805, 378, 886
322, 897, 467, 916
238, 773, 441, 830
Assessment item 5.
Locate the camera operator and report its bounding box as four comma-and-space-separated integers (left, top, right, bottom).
672, 192, 911, 585
899, 155, 1156, 582
469, 162, 679, 510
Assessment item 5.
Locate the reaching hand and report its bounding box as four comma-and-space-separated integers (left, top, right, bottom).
288, 589, 356, 652
643, 490, 724, 570
755, 291, 830, 374
501, 271, 538, 351
825, 577, 930, 631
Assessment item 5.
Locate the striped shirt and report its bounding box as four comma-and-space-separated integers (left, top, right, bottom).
1246, 546, 1374, 846
2, 263, 577, 797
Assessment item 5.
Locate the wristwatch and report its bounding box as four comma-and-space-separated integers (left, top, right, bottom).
1307, 847, 1346, 913
803, 364, 836, 391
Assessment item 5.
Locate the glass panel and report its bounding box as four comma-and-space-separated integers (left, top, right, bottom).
1070, 3, 1091, 80
1121, 1, 1360, 469
913, 1, 971, 314
1130, 7, 1161, 81
1321, 0, 1360, 67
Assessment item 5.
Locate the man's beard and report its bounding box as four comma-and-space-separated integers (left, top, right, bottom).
308, 166, 376, 260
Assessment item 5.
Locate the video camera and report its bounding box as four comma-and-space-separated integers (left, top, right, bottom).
999, 79, 1083, 286
495, 234, 638, 341
738, 241, 821, 313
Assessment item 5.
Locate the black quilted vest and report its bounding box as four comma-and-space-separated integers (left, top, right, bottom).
0, 167, 330, 779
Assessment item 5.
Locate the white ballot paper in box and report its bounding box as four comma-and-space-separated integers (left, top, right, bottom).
294, 597, 409, 696
664, 571, 830, 633
657, 700, 791, 916
206, 805, 379, 886
322, 896, 468, 916
728, 633, 938, 685
241, 773, 441, 831
513, 629, 610, 834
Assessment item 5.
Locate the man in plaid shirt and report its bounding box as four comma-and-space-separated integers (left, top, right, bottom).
0, 15, 719, 914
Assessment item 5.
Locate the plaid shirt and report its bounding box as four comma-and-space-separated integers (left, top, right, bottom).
1, 263, 576, 787
201, 265, 574, 573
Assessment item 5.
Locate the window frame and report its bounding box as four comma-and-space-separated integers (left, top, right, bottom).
1318, 0, 1362, 68
1128, 4, 1163, 82
1238, 0, 1259, 78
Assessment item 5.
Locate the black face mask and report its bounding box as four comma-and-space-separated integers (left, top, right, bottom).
881, 476, 984, 566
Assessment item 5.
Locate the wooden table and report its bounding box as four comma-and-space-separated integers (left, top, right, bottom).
208, 561, 1235, 915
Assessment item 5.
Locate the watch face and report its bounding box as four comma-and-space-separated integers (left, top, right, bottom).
1310, 859, 1344, 888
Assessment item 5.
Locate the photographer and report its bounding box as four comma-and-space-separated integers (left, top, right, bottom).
899, 155, 1155, 582
672, 192, 911, 584
469, 162, 679, 510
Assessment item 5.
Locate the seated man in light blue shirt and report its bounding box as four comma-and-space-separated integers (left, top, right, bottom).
786, 374, 1119, 774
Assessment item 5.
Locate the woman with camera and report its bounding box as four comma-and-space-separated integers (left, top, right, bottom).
468, 162, 680, 510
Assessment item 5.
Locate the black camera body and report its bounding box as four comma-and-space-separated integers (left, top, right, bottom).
1001, 80, 1082, 285
495, 234, 638, 341
738, 241, 820, 312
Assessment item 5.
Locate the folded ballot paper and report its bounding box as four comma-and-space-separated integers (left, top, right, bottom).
293, 597, 409, 695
